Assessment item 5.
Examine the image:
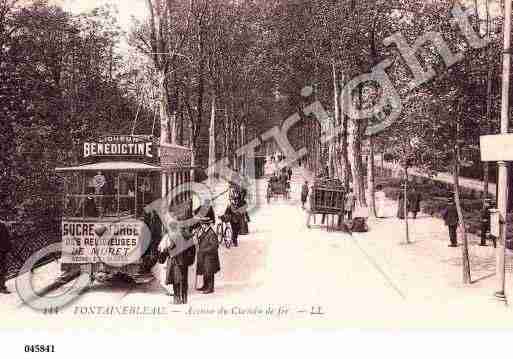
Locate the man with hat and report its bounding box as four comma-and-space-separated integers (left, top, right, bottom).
480, 198, 493, 246
441, 196, 459, 247
195, 219, 220, 294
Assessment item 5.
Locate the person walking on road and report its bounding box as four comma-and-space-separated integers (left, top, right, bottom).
301, 180, 309, 210
344, 188, 356, 221
442, 198, 459, 247
224, 202, 242, 247
408, 186, 422, 219
480, 198, 492, 247
374, 184, 386, 218
0, 219, 12, 294
397, 188, 406, 219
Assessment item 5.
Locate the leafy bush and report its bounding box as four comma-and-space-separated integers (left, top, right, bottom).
422, 200, 447, 217
461, 199, 483, 212
378, 178, 403, 188
383, 186, 401, 201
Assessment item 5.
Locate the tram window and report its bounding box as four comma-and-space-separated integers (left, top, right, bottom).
118, 173, 136, 216
63, 174, 84, 217
137, 175, 154, 216
62, 171, 160, 219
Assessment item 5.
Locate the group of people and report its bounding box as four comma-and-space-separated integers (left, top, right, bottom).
441, 197, 495, 248
157, 179, 250, 304
300, 178, 356, 220
269, 168, 291, 186
396, 185, 422, 220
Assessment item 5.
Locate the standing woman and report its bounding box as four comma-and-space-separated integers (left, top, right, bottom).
344, 188, 356, 221
374, 185, 386, 218
407, 186, 422, 219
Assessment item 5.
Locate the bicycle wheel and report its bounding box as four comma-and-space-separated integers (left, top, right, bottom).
224, 226, 233, 248
216, 223, 224, 244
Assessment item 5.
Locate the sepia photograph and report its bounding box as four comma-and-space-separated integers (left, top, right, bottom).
2, 0, 513, 356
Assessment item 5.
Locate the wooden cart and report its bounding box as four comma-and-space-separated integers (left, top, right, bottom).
307, 179, 346, 231
266, 177, 290, 203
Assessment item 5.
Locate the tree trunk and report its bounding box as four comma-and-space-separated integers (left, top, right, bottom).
350, 117, 366, 206
454, 146, 472, 284
404, 166, 410, 244
483, 0, 492, 198
158, 70, 174, 144
224, 105, 230, 167
368, 136, 377, 217
330, 61, 338, 179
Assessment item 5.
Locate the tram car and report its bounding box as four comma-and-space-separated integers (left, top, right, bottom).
55, 134, 193, 283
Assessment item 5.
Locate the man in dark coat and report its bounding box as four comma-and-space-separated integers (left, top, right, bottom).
195, 224, 220, 294
442, 198, 459, 247
397, 190, 406, 219
224, 203, 242, 247
163, 227, 196, 304
0, 220, 12, 294
301, 180, 309, 210
480, 199, 492, 246
84, 196, 98, 217
408, 186, 422, 219
280, 170, 288, 185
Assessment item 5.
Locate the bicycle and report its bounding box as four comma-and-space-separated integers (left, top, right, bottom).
216, 215, 232, 248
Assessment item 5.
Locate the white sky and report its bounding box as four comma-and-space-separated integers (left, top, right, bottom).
61, 0, 148, 30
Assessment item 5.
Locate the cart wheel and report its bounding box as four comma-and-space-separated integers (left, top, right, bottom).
224, 226, 232, 248
216, 223, 224, 244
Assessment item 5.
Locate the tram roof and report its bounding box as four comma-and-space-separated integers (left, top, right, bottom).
55, 161, 162, 172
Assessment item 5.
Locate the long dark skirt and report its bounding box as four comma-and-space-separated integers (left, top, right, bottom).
239, 215, 249, 235
397, 197, 405, 219
196, 252, 220, 276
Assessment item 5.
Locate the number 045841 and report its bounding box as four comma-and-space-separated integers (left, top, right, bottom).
24, 345, 55, 353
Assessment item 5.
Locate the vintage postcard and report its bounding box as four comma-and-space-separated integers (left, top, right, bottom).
2, 0, 513, 354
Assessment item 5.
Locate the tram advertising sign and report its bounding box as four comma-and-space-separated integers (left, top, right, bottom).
83, 135, 154, 159
61, 220, 145, 264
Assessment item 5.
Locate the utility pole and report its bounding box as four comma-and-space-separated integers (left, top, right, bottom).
240, 122, 246, 176
495, 0, 511, 301
208, 96, 216, 187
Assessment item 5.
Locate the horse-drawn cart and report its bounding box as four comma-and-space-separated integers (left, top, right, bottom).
307, 178, 346, 231
266, 176, 290, 203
